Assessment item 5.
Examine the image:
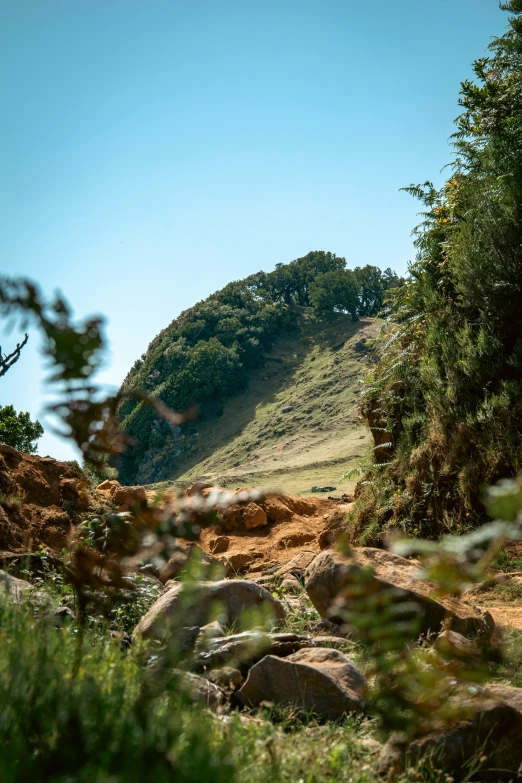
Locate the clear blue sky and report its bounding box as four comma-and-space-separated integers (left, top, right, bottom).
0, 0, 508, 461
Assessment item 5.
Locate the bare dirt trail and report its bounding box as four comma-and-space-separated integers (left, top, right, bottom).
485, 605, 522, 630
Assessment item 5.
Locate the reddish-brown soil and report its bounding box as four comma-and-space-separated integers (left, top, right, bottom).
4, 448, 522, 636
197, 491, 352, 575
0, 444, 102, 552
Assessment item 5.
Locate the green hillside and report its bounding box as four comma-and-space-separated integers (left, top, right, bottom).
117, 251, 400, 485
150, 312, 378, 495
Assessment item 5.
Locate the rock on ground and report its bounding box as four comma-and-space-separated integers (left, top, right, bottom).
133, 579, 286, 641
174, 670, 225, 711
0, 569, 34, 603
378, 696, 522, 778
305, 549, 494, 639
434, 629, 477, 660
197, 490, 350, 575
159, 544, 222, 584
195, 631, 315, 672
406, 699, 522, 776
237, 647, 367, 720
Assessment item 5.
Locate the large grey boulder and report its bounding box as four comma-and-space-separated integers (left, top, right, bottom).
133, 579, 285, 641
0, 569, 34, 603
305, 549, 494, 639
236, 647, 367, 720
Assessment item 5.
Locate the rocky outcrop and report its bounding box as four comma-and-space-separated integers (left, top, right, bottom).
96, 480, 147, 510
305, 549, 494, 638
133, 579, 286, 641
236, 647, 367, 720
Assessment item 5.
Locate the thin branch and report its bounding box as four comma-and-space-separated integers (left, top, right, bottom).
0, 333, 29, 378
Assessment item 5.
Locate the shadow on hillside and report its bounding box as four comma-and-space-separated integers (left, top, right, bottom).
165, 311, 375, 485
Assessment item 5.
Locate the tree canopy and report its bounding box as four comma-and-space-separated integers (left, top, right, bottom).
0, 405, 43, 454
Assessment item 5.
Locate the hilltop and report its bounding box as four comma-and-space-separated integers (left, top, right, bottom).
117, 251, 400, 487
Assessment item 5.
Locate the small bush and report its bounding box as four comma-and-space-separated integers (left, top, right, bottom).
0, 491, 25, 510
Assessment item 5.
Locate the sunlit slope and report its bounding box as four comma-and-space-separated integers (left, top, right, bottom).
158, 313, 378, 496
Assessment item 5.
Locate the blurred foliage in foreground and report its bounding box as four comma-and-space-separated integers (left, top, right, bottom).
350, 0, 522, 543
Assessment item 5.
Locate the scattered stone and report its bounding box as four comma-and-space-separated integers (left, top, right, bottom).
133, 579, 286, 641
196, 631, 315, 671
280, 574, 302, 594
175, 670, 225, 711
305, 549, 494, 638
318, 517, 345, 549
237, 647, 367, 720
313, 635, 352, 650
172, 626, 202, 654
272, 551, 317, 581
308, 619, 351, 638
186, 481, 215, 497
96, 479, 121, 494
406, 699, 522, 776
223, 552, 255, 575
485, 684, 522, 713
242, 503, 268, 530
282, 406, 293, 413
251, 574, 277, 588
207, 667, 243, 690
159, 545, 222, 584
112, 485, 148, 509
209, 535, 229, 554
434, 629, 477, 660
198, 620, 226, 644
280, 594, 306, 613
277, 531, 316, 548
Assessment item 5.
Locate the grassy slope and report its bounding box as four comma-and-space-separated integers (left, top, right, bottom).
154, 311, 378, 496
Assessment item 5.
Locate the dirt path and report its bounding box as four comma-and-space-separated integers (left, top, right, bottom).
479, 605, 522, 630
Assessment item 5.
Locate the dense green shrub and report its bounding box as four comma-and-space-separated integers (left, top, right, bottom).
350, 1, 522, 541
